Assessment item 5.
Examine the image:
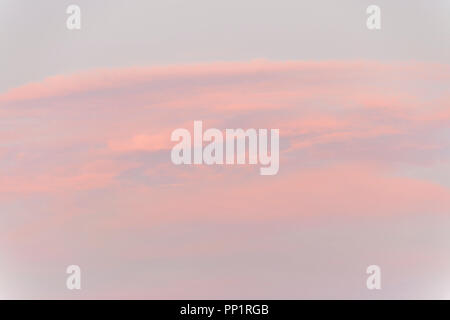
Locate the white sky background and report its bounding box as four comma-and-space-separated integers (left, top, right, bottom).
0, 0, 449, 92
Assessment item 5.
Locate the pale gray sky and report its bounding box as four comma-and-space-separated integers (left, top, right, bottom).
1, 0, 449, 92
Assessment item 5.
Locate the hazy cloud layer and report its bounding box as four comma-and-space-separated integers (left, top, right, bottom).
1, 60, 449, 298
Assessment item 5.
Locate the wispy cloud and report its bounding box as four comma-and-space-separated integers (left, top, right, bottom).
1, 60, 449, 298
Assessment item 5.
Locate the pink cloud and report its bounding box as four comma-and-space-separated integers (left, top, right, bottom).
108, 133, 171, 153
0, 60, 448, 195
1, 60, 449, 297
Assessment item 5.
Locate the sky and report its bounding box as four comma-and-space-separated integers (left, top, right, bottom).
0, 0, 449, 299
